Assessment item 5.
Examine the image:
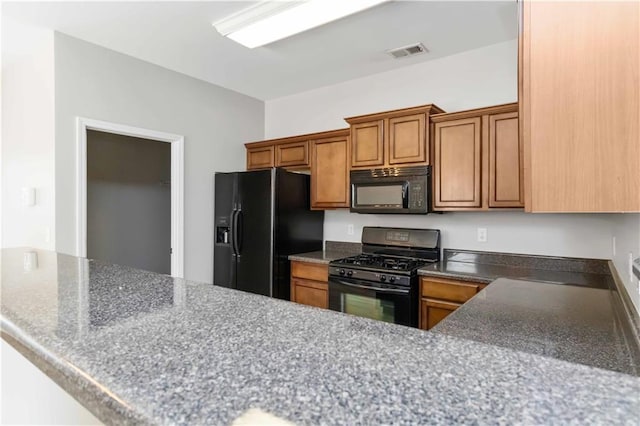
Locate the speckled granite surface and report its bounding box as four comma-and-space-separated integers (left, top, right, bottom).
432, 278, 639, 375
2, 248, 640, 425
418, 249, 613, 289
287, 250, 352, 264
288, 241, 361, 264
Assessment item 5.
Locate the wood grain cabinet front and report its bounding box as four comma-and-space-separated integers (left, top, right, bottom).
246, 146, 274, 170
290, 261, 329, 309
350, 120, 384, 168
520, 1, 639, 212
431, 103, 522, 211
310, 132, 351, 209
275, 141, 309, 168
419, 276, 486, 330
245, 128, 350, 210
346, 104, 444, 170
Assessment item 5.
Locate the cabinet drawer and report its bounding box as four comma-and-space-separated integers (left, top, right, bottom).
421, 277, 481, 303
276, 141, 309, 167
291, 261, 328, 282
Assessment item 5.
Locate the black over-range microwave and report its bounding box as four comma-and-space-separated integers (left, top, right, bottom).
350, 166, 431, 214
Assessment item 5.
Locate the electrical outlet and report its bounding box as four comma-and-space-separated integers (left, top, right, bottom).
629, 252, 634, 283
612, 236, 617, 256
477, 228, 487, 243
347, 224, 355, 236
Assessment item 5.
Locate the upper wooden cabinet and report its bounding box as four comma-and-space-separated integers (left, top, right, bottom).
388, 113, 427, 165
246, 135, 310, 170
489, 111, 522, 208
433, 116, 483, 208
520, 1, 640, 212
276, 141, 308, 168
431, 103, 523, 211
246, 129, 350, 210
345, 104, 444, 169
246, 145, 274, 170
350, 120, 384, 168
310, 130, 351, 209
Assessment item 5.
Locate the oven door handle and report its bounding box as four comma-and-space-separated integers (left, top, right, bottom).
332, 279, 410, 295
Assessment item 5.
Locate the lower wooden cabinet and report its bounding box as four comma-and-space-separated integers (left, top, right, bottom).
291, 278, 328, 309
419, 276, 486, 330
420, 298, 461, 330
290, 261, 329, 309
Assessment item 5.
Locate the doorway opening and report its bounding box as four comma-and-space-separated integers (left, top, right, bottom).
76, 118, 184, 277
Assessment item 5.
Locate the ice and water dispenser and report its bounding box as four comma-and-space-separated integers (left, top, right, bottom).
216, 217, 230, 245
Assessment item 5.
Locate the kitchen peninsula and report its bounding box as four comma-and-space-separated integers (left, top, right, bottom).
2, 248, 639, 425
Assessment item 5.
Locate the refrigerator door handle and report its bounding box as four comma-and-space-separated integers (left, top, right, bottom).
232, 208, 241, 256
236, 209, 244, 255
230, 209, 238, 255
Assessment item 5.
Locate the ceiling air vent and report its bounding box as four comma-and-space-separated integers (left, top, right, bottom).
386, 43, 428, 59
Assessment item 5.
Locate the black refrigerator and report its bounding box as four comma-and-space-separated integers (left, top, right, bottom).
214, 168, 324, 300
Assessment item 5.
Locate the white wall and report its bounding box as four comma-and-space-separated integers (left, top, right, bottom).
611, 214, 640, 310
266, 40, 518, 137
265, 39, 622, 264
1, 19, 55, 250
54, 33, 264, 283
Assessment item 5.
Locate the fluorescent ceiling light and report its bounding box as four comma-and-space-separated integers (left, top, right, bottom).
213, 0, 389, 49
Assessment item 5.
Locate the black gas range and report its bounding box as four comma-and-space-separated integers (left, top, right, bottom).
328, 227, 440, 327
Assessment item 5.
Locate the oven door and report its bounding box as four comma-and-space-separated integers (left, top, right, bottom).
328, 277, 417, 327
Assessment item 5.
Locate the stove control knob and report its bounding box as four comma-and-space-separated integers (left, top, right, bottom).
389, 276, 396, 283
380, 275, 387, 282
339, 269, 346, 276
346, 270, 353, 277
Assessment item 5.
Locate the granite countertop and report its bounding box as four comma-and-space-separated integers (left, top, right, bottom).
288, 241, 361, 265
287, 250, 354, 265
418, 250, 613, 289
432, 278, 640, 375
3, 248, 640, 424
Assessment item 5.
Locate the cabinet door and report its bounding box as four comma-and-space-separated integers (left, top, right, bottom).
521, 2, 640, 212
291, 278, 328, 309
246, 146, 274, 170
420, 298, 461, 330
489, 112, 523, 207
275, 141, 309, 168
388, 113, 427, 165
433, 117, 482, 208
311, 136, 350, 209
350, 120, 384, 168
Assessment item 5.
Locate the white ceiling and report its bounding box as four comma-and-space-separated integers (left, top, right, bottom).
3, 1, 518, 100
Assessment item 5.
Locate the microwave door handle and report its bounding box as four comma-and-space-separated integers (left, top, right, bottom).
333, 279, 410, 295
402, 182, 410, 209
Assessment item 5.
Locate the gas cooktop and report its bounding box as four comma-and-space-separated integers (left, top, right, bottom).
330, 253, 435, 273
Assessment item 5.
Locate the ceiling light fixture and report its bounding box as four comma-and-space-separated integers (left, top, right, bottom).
213, 0, 389, 49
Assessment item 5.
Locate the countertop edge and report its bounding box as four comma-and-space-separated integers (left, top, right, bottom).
417, 269, 493, 284
287, 254, 331, 265
1, 317, 148, 426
